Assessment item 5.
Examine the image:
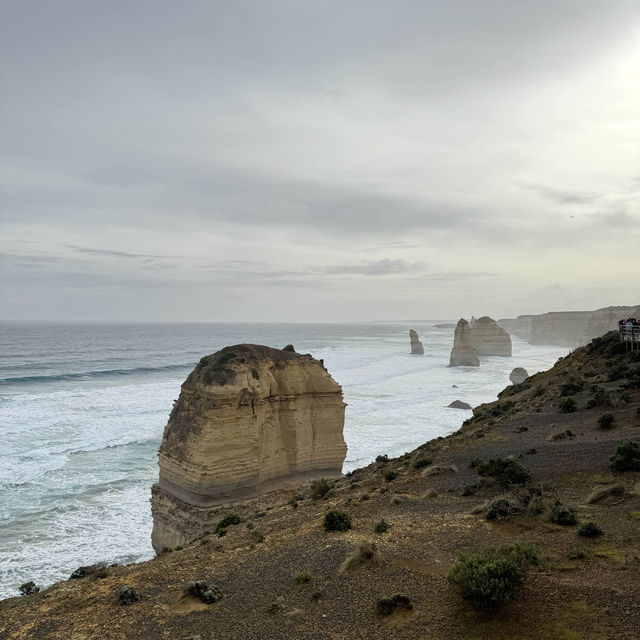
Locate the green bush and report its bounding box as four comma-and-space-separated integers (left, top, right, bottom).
558, 397, 577, 413
295, 571, 311, 584
472, 458, 531, 488
552, 505, 577, 526
610, 440, 640, 472
374, 519, 390, 534
485, 499, 514, 520
413, 457, 432, 469
375, 454, 389, 463
577, 522, 602, 538
448, 543, 539, 612
215, 514, 242, 535
310, 478, 331, 499
598, 413, 615, 430
323, 510, 352, 532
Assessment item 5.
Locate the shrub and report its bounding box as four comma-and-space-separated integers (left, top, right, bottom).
215, 514, 242, 533
339, 542, 380, 573
552, 505, 577, 526
485, 499, 515, 520
598, 413, 615, 430
559, 378, 585, 396
323, 510, 352, 532
578, 522, 602, 538
413, 457, 432, 469
374, 519, 390, 534
558, 397, 577, 413
376, 454, 389, 463
295, 572, 311, 584
384, 470, 398, 482
607, 364, 628, 382
375, 594, 413, 616
310, 478, 331, 499
251, 530, 265, 543
473, 458, 531, 488
610, 440, 640, 472
448, 543, 539, 612
550, 429, 575, 441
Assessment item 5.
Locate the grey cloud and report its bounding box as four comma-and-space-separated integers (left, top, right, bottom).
321, 259, 422, 276
522, 184, 601, 205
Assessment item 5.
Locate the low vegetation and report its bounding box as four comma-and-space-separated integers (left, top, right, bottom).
578, 522, 603, 538
610, 440, 640, 472
598, 413, 616, 430
471, 457, 531, 488
448, 542, 539, 612
558, 397, 577, 413
323, 510, 352, 532
310, 478, 331, 499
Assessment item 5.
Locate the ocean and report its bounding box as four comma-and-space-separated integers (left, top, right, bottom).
0, 322, 568, 599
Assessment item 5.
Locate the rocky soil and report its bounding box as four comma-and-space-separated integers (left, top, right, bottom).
1, 333, 639, 640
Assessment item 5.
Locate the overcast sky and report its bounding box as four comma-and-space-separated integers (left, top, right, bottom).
1, 1, 639, 322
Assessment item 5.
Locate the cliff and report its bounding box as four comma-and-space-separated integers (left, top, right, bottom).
409, 329, 424, 355
498, 305, 640, 346
470, 316, 512, 356
449, 319, 479, 366
151, 344, 347, 552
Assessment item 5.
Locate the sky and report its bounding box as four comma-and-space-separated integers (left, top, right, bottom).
1, 0, 639, 322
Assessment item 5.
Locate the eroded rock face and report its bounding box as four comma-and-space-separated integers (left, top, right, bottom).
471, 316, 512, 356
509, 367, 529, 385
449, 320, 479, 367
409, 329, 424, 355
151, 344, 347, 552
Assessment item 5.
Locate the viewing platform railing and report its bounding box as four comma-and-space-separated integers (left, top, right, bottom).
618, 324, 640, 351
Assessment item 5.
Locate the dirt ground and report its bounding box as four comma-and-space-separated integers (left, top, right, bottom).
1, 334, 639, 640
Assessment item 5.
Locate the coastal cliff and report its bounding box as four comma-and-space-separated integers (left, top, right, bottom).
151, 344, 347, 552
499, 304, 640, 346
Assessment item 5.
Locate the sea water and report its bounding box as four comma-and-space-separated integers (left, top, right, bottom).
0, 322, 568, 598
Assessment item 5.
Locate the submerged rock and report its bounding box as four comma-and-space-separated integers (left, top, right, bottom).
470, 316, 512, 356
409, 329, 424, 355
449, 320, 480, 367
151, 344, 347, 552
510, 367, 529, 385
448, 400, 472, 410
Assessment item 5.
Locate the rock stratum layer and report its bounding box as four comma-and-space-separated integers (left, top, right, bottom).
498, 305, 640, 346
409, 329, 424, 354
151, 344, 347, 552
449, 319, 479, 366
470, 316, 512, 356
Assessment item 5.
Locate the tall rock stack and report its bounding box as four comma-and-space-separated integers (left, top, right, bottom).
470, 316, 512, 356
151, 344, 347, 552
409, 329, 424, 354
449, 319, 480, 367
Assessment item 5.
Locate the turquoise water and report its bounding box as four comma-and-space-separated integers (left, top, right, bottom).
0, 322, 568, 598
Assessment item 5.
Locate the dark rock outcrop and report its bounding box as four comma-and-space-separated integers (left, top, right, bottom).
118, 585, 140, 605
449, 320, 479, 367
409, 329, 424, 354
448, 400, 472, 410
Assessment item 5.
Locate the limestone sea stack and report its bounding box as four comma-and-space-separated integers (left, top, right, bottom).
470, 316, 512, 356
151, 344, 347, 552
409, 329, 424, 354
449, 319, 480, 367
